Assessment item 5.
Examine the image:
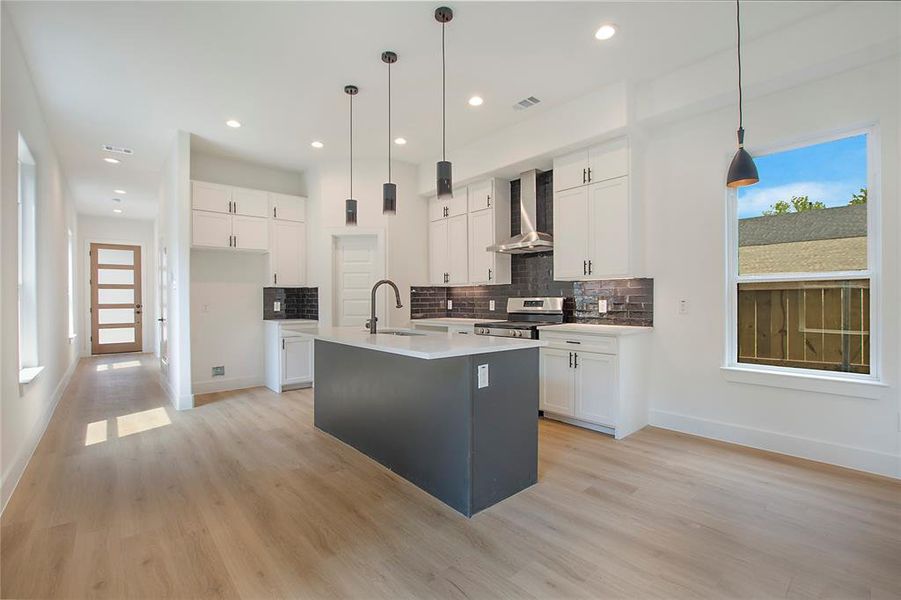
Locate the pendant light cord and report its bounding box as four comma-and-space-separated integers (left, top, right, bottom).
388, 60, 392, 183
736, 0, 743, 132
349, 92, 353, 199
442, 22, 446, 161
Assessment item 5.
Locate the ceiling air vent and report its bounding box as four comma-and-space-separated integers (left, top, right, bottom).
101, 144, 134, 155
513, 96, 541, 111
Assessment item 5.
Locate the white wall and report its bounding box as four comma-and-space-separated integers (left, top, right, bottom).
77, 215, 157, 355
306, 158, 427, 328
642, 57, 900, 478
1, 11, 81, 509
188, 149, 307, 394
157, 131, 193, 410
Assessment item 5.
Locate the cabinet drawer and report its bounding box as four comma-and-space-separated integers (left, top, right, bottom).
540, 332, 618, 355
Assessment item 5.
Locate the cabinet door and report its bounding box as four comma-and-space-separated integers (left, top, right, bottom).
192, 210, 232, 248
553, 149, 589, 192
574, 351, 618, 427
540, 348, 575, 416
429, 196, 446, 222
192, 181, 232, 214
588, 176, 629, 278
468, 180, 492, 213
429, 219, 449, 284
231, 187, 269, 218
270, 192, 306, 222
232, 215, 269, 251
447, 187, 468, 218
553, 186, 590, 279
588, 138, 628, 184
271, 220, 306, 286
283, 338, 313, 384
468, 209, 495, 284
447, 214, 469, 285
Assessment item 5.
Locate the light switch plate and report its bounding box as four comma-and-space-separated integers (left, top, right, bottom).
477, 364, 489, 388
274, 301, 281, 312
447, 299, 453, 310
679, 299, 689, 315
598, 298, 608, 314
489, 300, 495, 311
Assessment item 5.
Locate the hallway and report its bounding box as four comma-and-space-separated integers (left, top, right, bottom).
2, 354, 900, 599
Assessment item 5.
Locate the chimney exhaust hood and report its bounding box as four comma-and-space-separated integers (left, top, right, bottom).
487, 169, 553, 255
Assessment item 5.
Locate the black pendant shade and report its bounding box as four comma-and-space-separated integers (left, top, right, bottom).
726, 128, 759, 188
345, 84, 359, 226
382, 51, 398, 214
435, 7, 454, 199
725, 0, 759, 189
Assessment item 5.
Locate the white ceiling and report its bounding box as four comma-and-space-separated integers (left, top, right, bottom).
6, 1, 837, 220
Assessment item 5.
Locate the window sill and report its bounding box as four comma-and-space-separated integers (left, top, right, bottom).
721, 365, 887, 399
19, 366, 45, 385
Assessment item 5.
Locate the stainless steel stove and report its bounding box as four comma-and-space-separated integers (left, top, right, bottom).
474, 297, 564, 339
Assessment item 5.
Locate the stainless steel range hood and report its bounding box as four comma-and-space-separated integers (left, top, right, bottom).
487, 169, 553, 254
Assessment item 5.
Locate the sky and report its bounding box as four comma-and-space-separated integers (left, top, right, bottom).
737, 134, 867, 219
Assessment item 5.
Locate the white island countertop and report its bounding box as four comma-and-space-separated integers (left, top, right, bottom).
412, 317, 504, 326
312, 326, 546, 360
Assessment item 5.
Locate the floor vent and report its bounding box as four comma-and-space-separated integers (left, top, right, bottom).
513, 96, 541, 110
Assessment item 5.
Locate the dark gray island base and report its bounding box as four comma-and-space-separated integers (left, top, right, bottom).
314, 340, 538, 517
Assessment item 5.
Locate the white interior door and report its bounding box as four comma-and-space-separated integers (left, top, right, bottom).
334, 235, 381, 328
158, 243, 168, 372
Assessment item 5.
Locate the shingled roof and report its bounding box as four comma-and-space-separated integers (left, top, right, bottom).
739, 204, 867, 247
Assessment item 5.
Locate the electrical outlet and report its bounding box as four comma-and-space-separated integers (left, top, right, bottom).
477, 364, 489, 388
489, 300, 496, 311
447, 299, 453, 310
679, 299, 689, 315
274, 301, 281, 312
201, 304, 210, 313
598, 298, 608, 314
212, 365, 225, 377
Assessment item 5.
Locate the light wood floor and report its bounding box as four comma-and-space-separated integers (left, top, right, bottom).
2, 354, 900, 599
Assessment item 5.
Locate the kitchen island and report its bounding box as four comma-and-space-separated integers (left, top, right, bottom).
312, 327, 545, 517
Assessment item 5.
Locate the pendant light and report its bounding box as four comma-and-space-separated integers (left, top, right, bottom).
382, 51, 398, 214
726, 0, 759, 188
435, 6, 453, 199
345, 85, 359, 225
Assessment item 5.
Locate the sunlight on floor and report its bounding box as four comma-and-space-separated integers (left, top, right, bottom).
95, 359, 141, 372
84, 420, 108, 446
117, 407, 171, 438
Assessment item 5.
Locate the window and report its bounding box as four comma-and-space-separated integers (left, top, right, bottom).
18, 134, 38, 372
730, 132, 874, 376
68, 228, 76, 339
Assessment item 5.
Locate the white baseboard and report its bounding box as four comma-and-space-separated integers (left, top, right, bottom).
1, 356, 80, 513
158, 370, 194, 411
649, 409, 900, 479
192, 376, 263, 396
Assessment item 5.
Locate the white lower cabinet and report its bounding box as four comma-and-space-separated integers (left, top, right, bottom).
265, 321, 316, 392
539, 329, 649, 439
282, 337, 313, 386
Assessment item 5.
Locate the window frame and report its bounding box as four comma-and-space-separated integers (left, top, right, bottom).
17, 134, 39, 375
723, 125, 883, 392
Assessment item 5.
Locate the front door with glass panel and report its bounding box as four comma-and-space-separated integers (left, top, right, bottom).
91, 243, 142, 354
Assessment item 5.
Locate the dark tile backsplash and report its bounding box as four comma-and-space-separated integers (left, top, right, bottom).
263, 287, 319, 320
410, 169, 653, 327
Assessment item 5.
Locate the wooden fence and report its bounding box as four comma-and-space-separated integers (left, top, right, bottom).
737, 279, 869, 374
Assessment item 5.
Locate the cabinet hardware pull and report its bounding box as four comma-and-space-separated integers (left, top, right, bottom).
487, 194, 491, 208
274, 207, 278, 218
582, 168, 586, 184
588, 260, 592, 275
274, 273, 277, 285
565, 340, 581, 344
488, 268, 492, 281
587, 167, 592, 183
234, 202, 237, 214
569, 352, 573, 368
234, 235, 237, 248
583, 260, 587, 275
282, 339, 285, 350
574, 353, 579, 368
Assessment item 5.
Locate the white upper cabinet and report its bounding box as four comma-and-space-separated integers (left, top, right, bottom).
270, 220, 306, 287
468, 210, 494, 284
231, 187, 269, 218
448, 187, 468, 218
552, 137, 635, 280
270, 192, 306, 222
232, 215, 269, 251
468, 180, 493, 212
429, 219, 450, 285
192, 181, 232, 213
446, 214, 469, 285
192, 210, 232, 249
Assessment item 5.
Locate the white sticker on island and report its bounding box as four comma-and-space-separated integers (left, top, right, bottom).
478, 364, 489, 388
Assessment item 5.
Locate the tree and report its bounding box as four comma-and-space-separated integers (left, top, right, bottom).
762, 195, 826, 216
849, 187, 867, 205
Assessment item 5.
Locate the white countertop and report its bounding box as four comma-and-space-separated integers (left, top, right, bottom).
264, 318, 318, 326
412, 317, 504, 326
538, 323, 653, 336
312, 326, 546, 360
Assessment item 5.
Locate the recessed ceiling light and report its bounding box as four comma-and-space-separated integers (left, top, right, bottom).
113, 208, 123, 214
103, 157, 120, 164
225, 119, 242, 128
311, 140, 324, 149
114, 189, 126, 194
468, 96, 484, 107
594, 24, 617, 41
394, 137, 407, 145
113, 197, 122, 203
